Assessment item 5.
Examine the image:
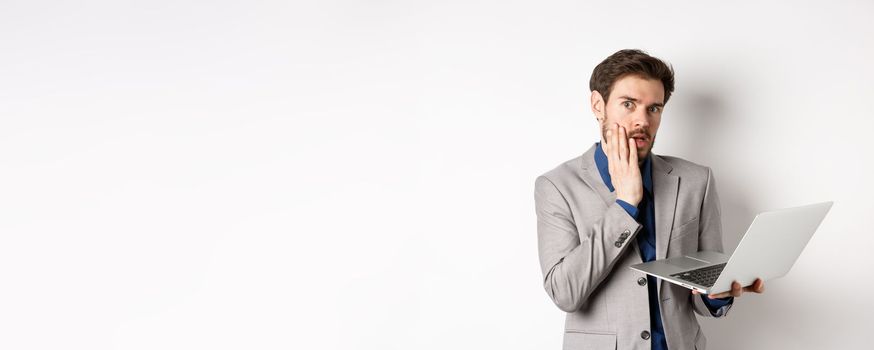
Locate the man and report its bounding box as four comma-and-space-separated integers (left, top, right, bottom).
534, 49, 764, 350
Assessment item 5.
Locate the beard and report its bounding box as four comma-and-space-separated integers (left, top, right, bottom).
600, 113, 654, 163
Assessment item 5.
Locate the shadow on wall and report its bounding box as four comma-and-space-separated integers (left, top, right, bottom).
673, 78, 815, 349
672, 84, 758, 250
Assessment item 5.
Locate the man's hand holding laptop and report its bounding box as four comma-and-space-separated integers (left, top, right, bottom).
694, 278, 766, 299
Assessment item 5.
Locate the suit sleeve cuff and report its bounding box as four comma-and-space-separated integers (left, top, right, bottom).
701, 295, 733, 317
616, 199, 639, 219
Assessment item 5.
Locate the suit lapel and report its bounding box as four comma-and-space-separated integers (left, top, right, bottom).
652, 155, 678, 261
579, 144, 616, 209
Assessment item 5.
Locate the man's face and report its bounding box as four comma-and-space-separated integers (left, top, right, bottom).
591, 74, 664, 161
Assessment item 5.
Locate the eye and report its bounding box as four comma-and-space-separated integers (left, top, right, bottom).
649, 106, 661, 113
622, 101, 633, 109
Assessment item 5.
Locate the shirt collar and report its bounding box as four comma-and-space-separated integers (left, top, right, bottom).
594, 142, 653, 195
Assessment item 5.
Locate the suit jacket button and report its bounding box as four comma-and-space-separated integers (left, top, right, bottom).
641, 330, 651, 340
614, 241, 622, 248
637, 277, 647, 286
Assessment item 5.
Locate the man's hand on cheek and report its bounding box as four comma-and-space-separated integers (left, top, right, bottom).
604, 123, 643, 207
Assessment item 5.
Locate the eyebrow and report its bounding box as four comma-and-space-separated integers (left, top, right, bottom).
617, 95, 664, 108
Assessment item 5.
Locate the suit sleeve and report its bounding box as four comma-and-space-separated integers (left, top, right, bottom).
690, 167, 735, 317
535, 175, 642, 312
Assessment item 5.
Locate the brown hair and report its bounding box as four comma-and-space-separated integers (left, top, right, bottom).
589, 49, 675, 104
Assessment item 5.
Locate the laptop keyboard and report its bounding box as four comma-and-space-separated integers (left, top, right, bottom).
670, 263, 726, 287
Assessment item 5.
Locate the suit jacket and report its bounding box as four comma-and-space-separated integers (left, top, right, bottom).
535, 144, 729, 350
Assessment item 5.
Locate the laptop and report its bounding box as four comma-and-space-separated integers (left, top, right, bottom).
629, 201, 833, 294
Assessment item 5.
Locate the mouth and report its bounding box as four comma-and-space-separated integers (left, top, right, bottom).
630, 134, 650, 148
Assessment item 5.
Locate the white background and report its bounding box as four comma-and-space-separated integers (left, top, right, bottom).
1, 1, 872, 349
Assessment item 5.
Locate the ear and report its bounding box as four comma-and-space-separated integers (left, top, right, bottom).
590, 90, 605, 123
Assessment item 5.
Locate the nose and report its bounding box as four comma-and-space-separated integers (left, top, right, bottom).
630, 108, 649, 131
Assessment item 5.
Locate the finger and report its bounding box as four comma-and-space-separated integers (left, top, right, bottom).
605, 128, 615, 174
708, 292, 730, 299
628, 137, 638, 165
731, 281, 743, 297
608, 124, 619, 176
742, 280, 755, 292
740, 279, 764, 293
617, 125, 627, 163
750, 278, 764, 293
611, 123, 620, 164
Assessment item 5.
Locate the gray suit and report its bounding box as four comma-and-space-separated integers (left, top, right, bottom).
535, 144, 729, 350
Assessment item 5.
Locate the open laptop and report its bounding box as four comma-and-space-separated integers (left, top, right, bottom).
629, 201, 833, 294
